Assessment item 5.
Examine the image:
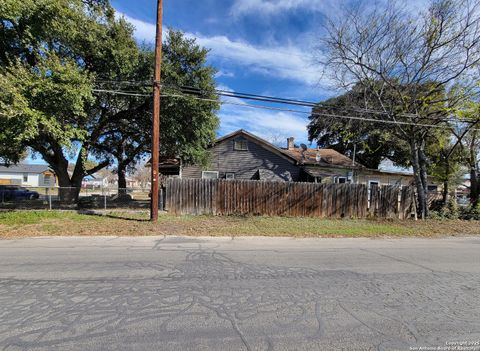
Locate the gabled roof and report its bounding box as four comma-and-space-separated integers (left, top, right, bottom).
281, 147, 364, 168
214, 129, 364, 169
214, 129, 298, 164
0, 163, 53, 174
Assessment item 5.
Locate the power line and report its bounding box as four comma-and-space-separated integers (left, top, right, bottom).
168, 84, 480, 123
93, 89, 150, 97
91, 88, 480, 131
163, 93, 478, 130
94, 82, 479, 124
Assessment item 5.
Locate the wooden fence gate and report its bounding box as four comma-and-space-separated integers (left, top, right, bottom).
165, 178, 416, 219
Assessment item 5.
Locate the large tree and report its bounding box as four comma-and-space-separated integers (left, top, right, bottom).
308, 84, 410, 169
93, 30, 220, 192
456, 102, 480, 205
318, 0, 480, 218
0, 1, 220, 200
0, 0, 138, 201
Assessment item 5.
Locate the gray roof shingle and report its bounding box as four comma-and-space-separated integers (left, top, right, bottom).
0, 163, 52, 174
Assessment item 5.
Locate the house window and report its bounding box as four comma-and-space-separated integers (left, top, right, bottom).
225, 172, 235, 180
427, 185, 438, 192
44, 175, 53, 186
336, 177, 347, 184
234, 139, 248, 151
368, 180, 379, 188
201, 171, 219, 179
23, 173, 28, 182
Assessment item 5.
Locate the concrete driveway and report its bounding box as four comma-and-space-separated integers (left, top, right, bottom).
0, 236, 479, 350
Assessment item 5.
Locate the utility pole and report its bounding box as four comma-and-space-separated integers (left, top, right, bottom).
150, 0, 163, 222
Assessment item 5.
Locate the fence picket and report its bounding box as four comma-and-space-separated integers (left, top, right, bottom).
165, 179, 416, 219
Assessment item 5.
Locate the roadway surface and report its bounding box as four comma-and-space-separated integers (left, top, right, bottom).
0, 236, 479, 350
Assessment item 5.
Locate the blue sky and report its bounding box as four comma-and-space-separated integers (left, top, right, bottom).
111, 0, 347, 147
27, 0, 429, 166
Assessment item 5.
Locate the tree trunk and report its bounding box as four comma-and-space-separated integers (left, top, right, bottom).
117, 163, 127, 195
471, 167, 479, 206
418, 140, 430, 218
56, 170, 81, 204
442, 159, 450, 206
442, 179, 449, 205
469, 132, 479, 206
410, 139, 428, 219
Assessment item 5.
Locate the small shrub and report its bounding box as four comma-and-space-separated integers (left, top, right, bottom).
429, 197, 461, 220
428, 210, 444, 220
446, 197, 459, 219
461, 202, 480, 220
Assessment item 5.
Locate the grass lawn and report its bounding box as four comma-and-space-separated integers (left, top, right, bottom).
0, 210, 479, 239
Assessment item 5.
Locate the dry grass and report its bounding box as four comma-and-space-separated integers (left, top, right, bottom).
0, 210, 479, 239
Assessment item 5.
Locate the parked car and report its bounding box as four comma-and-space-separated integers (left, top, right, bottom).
0, 185, 40, 201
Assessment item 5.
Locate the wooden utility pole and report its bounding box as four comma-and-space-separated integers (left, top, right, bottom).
150, 0, 163, 222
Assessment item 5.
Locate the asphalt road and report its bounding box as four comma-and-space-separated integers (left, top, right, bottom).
0, 236, 479, 351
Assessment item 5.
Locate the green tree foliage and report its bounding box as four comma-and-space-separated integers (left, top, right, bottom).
0, 0, 138, 201
427, 126, 469, 205
308, 84, 410, 169
0, 1, 220, 199
455, 101, 480, 205
319, 0, 480, 218
94, 30, 220, 191
160, 30, 220, 165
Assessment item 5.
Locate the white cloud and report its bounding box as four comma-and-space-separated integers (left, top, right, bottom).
214, 70, 235, 78
216, 84, 309, 142
115, 12, 317, 141
117, 13, 326, 87
192, 34, 323, 86
216, 84, 234, 92
216, 85, 248, 106
218, 100, 309, 143
117, 13, 159, 43
230, 0, 431, 17
231, 0, 341, 17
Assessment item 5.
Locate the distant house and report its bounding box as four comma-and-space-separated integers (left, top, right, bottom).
0, 164, 56, 187
180, 129, 364, 183
81, 173, 141, 189
157, 129, 438, 189
81, 175, 109, 189
182, 130, 301, 181
281, 137, 363, 183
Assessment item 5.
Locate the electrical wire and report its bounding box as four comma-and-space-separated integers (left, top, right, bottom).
91, 88, 480, 131
93, 89, 150, 97
165, 83, 480, 123
95, 79, 478, 123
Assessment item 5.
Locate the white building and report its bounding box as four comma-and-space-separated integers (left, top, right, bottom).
0, 164, 56, 187
81, 176, 109, 189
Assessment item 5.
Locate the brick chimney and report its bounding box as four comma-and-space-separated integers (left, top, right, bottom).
287, 137, 295, 150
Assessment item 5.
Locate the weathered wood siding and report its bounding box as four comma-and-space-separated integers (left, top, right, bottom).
166, 178, 416, 219
182, 136, 299, 181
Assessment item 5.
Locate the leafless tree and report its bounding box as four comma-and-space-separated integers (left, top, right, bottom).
131, 162, 151, 190
457, 109, 480, 205
318, 0, 480, 218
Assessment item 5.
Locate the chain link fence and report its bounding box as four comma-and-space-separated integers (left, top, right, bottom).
0, 186, 164, 211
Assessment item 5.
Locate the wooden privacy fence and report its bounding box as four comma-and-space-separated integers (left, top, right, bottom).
165, 178, 416, 219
